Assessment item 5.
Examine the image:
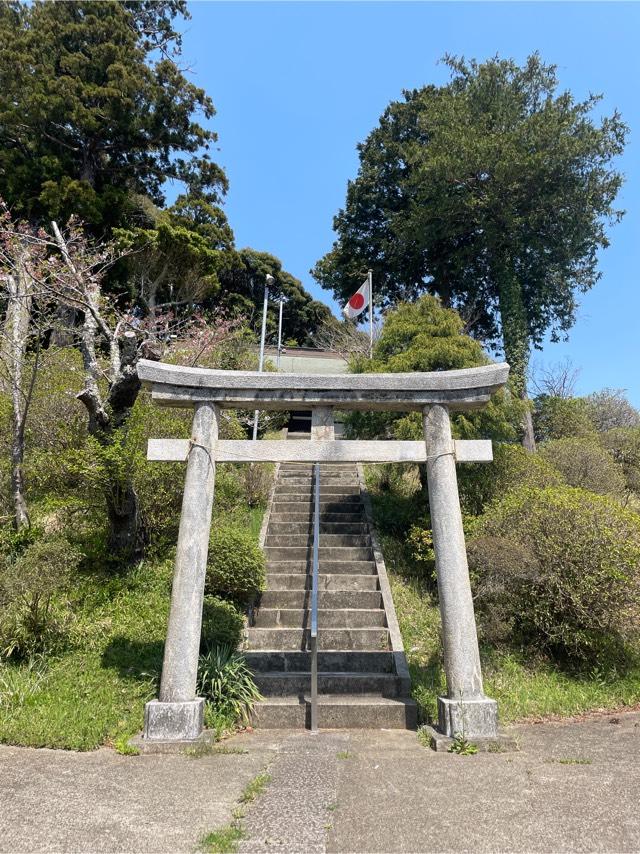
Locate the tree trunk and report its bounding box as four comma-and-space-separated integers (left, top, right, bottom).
105, 479, 146, 560
50, 303, 77, 347
3, 258, 33, 528
496, 266, 536, 452
11, 427, 29, 530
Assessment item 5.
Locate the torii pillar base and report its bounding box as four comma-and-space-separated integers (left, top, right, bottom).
144, 698, 205, 742
437, 696, 498, 739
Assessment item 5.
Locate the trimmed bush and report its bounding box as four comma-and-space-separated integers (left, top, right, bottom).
469, 486, 640, 664
458, 443, 564, 516
206, 524, 266, 605
539, 438, 625, 497
200, 596, 244, 651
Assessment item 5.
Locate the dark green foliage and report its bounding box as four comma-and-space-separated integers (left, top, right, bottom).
201, 597, 244, 652
458, 443, 564, 516
470, 486, 640, 664
533, 396, 597, 442
346, 296, 522, 446
214, 248, 333, 346
0, 1, 225, 231
600, 427, 640, 499
0, 534, 83, 659
197, 644, 262, 725
539, 438, 625, 497
206, 525, 266, 605
314, 54, 627, 397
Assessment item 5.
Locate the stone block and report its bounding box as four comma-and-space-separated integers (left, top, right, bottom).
437, 695, 499, 739
143, 698, 205, 741
423, 725, 518, 753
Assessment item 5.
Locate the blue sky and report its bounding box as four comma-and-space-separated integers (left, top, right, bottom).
180, 1, 640, 404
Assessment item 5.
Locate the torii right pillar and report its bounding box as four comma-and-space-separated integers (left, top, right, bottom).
423, 404, 498, 740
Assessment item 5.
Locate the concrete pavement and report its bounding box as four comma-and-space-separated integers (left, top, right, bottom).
1, 711, 639, 853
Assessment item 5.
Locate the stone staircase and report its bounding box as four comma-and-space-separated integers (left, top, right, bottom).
246, 437, 417, 729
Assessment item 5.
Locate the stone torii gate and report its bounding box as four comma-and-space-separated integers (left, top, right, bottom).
137, 359, 510, 744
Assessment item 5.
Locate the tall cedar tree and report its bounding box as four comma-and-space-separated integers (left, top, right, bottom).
0, 1, 331, 341
313, 55, 627, 448
0, 1, 227, 231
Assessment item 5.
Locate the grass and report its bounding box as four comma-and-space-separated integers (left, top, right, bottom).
0, 559, 167, 750
187, 743, 249, 758
370, 490, 640, 725
336, 750, 353, 760
200, 825, 245, 854
238, 771, 271, 806
200, 770, 272, 854
0, 504, 266, 751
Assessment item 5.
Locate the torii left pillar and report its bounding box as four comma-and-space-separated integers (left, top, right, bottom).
144, 402, 219, 741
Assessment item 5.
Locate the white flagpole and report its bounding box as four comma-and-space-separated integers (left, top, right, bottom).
368, 269, 373, 359
252, 274, 272, 440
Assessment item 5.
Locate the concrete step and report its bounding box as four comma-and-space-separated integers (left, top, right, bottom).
276, 480, 360, 489
254, 671, 402, 696
251, 695, 417, 729
269, 512, 364, 524
272, 500, 361, 513
265, 546, 373, 561
259, 589, 383, 609
246, 650, 396, 673
274, 486, 360, 497
266, 573, 379, 592
245, 627, 390, 651
265, 534, 371, 549
266, 560, 377, 575
278, 471, 359, 480
253, 608, 387, 628
268, 522, 368, 536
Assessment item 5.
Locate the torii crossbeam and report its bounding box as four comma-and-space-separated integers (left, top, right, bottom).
137, 359, 510, 744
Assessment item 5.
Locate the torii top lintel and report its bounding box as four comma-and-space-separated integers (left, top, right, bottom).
137, 359, 510, 412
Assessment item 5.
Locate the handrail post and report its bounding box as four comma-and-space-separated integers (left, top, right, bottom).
310, 461, 320, 732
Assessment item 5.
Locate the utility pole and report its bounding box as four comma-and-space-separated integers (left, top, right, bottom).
276, 295, 287, 371
368, 269, 373, 360
252, 274, 273, 440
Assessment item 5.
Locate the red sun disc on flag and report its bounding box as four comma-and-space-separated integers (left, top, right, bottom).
349, 293, 365, 310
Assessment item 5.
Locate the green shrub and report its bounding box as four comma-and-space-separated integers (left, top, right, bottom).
533, 395, 597, 442
206, 525, 266, 605
201, 596, 244, 651
539, 438, 625, 497
600, 427, 640, 499
470, 486, 640, 664
197, 644, 262, 725
458, 443, 564, 516
0, 535, 83, 659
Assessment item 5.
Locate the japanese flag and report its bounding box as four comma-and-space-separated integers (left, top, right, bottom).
343, 277, 370, 319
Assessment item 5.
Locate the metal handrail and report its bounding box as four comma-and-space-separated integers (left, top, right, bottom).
310, 461, 320, 731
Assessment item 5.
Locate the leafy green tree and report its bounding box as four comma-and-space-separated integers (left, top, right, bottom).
215, 249, 333, 346
313, 54, 627, 448
533, 395, 597, 443
347, 296, 521, 468
114, 193, 235, 313
0, 1, 226, 231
